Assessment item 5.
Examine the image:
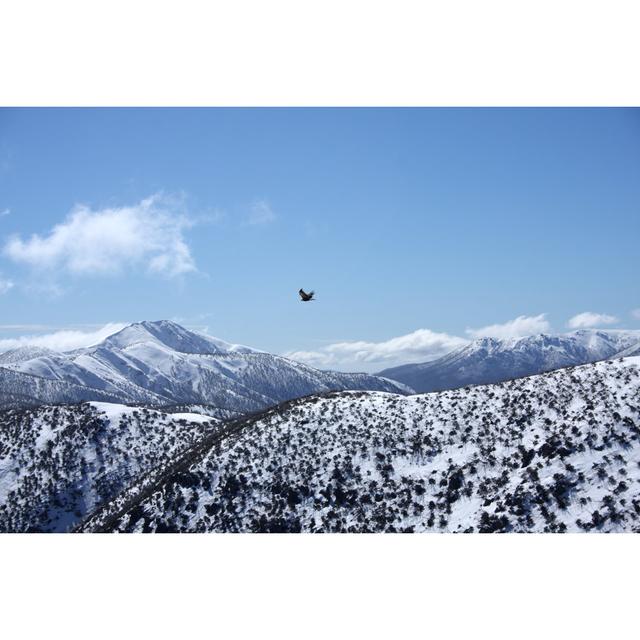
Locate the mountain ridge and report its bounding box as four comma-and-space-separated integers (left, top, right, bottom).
0, 401, 219, 532
0, 320, 411, 411
378, 329, 640, 393
78, 356, 640, 533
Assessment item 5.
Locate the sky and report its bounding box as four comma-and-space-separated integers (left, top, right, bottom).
0, 107, 638, 371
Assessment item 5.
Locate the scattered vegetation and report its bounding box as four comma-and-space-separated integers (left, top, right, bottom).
79, 358, 640, 533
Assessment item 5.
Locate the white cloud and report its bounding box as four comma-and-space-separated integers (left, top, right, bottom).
284, 349, 333, 368
285, 328, 468, 372
247, 199, 276, 226
567, 311, 618, 329
0, 275, 14, 294
631, 309, 640, 321
0, 208, 10, 217
466, 314, 551, 340
3, 194, 196, 278
0, 323, 126, 353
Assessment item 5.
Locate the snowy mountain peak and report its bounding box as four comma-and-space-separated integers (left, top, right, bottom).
0, 320, 408, 410
98, 320, 255, 355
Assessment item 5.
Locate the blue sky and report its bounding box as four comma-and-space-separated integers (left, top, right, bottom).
0, 108, 638, 371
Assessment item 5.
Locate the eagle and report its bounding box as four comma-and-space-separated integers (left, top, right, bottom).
298, 288, 315, 302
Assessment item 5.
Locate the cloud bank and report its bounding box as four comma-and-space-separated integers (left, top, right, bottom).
286, 309, 633, 372
287, 314, 556, 371
0, 323, 127, 353
3, 195, 196, 278
285, 328, 469, 372
567, 312, 618, 329
465, 314, 551, 340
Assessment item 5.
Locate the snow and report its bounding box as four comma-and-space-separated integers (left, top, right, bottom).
0, 401, 218, 532
81, 356, 640, 533
0, 346, 57, 364
89, 401, 218, 426
89, 401, 140, 421
4, 324, 640, 534
0, 320, 409, 411
167, 412, 217, 424
380, 328, 640, 393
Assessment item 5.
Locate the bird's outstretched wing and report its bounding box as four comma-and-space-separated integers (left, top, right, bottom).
298, 288, 315, 301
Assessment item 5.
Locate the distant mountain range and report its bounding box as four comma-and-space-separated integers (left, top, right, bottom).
378, 330, 640, 393
0, 320, 410, 412
2, 324, 638, 411
3, 330, 640, 532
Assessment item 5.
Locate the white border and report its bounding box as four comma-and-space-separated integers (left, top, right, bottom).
1, 533, 639, 639
1, 0, 639, 105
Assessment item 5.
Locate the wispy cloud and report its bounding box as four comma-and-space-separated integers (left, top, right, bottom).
0, 275, 14, 294
567, 311, 618, 329
0, 322, 127, 353
631, 309, 640, 321
246, 199, 276, 226
170, 312, 215, 334
285, 328, 468, 372
3, 194, 197, 278
466, 314, 551, 340
0, 208, 9, 217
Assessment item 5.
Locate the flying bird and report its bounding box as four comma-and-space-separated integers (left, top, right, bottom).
299, 288, 315, 302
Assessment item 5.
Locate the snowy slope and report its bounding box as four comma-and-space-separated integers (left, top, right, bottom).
615, 341, 640, 358
0, 402, 218, 532
0, 346, 58, 365
0, 366, 127, 409
0, 320, 410, 411
81, 356, 640, 533
379, 330, 640, 393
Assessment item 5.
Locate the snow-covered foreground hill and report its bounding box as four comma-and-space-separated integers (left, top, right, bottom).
0, 320, 410, 412
0, 402, 218, 532
379, 330, 640, 393
80, 356, 640, 533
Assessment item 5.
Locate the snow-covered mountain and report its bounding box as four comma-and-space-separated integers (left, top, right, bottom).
0, 366, 126, 409
0, 402, 218, 532
615, 341, 640, 358
0, 320, 409, 411
0, 346, 57, 365
378, 330, 640, 393
80, 356, 640, 533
